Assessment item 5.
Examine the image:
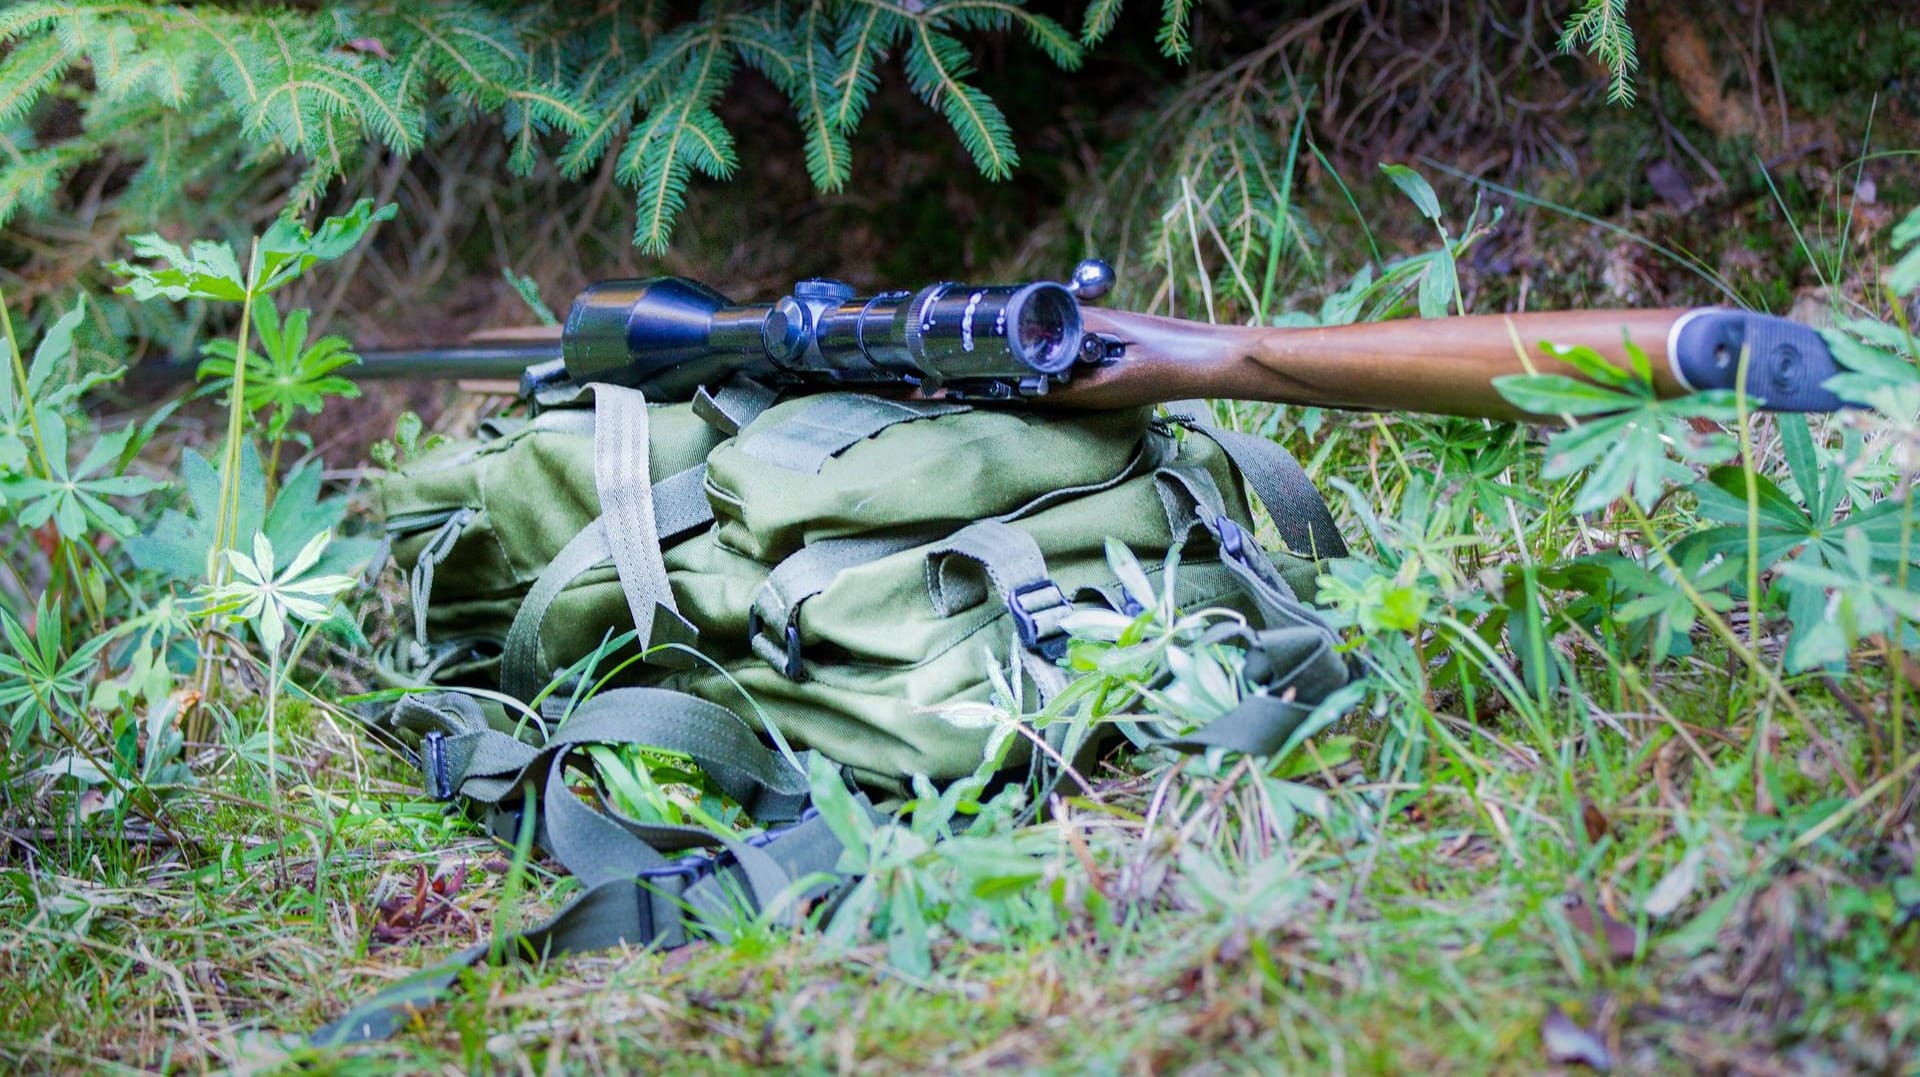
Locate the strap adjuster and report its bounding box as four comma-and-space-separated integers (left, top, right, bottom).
746, 607, 807, 682
634, 808, 821, 887
1214, 515, 1248, 563
421, 731, 455, 801
1008, 579, 1072, 659
637, 854, 711, 885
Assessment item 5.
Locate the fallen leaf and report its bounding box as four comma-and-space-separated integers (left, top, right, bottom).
370, 863, 470, 947
1644, 848, 1703, 918
76, 788, 111, 820
1564, 895, 1637, 962
341, 37, 392, 59
1541, 1005, 1612, 1071
1646, 158, 1696, 210
1581, 797, 1611, 843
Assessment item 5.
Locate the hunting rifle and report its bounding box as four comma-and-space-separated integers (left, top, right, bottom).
238, 259, 1855, 421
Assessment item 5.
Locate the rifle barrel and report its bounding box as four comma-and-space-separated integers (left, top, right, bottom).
348, 341, 562, 381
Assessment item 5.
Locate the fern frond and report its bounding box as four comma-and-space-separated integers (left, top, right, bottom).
932, 1, 1083, 70
1558, 0, 1637, 105
3, 0, 1085, 252
0, 1, 62, 46
558, 23, 706, 178
903, 22, 1016, 180
725, 11, 798, 89
0, 138, 86, 229
617, 42, 737, 254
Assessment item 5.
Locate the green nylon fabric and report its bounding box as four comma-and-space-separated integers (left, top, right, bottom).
378, 394, 1337, 788
344, 392, 1354, 1044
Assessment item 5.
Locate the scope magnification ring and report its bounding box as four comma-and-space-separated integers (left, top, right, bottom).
854, 289, 916, 375
901, 283, 955, 365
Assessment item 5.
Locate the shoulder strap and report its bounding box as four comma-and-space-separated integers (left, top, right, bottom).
593, 385, 691, 654
500, 460, 714, 700
1175, 415, 1347, 560
320, 687, 869, 1045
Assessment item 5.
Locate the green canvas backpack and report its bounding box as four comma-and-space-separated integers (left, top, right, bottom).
321, 379, 1352, 1042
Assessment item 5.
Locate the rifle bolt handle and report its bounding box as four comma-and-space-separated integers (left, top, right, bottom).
1069, 259, 1115, 302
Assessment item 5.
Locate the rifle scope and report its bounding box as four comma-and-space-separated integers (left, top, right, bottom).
536, 261, 1116, 400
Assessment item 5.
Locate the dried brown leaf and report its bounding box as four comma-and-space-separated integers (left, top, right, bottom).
1541, 1005, 1612, 1071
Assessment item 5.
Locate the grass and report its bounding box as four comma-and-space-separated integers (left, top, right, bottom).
7, 15, 1920, 1072
6, 405, 1919, 1073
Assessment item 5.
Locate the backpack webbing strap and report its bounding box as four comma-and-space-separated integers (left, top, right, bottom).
500, 519, 614, 700
399, 689, 812, 835
1136, 466, 1352, 756
593, 385, 690, 663
924, 521, 1072, 698
405, 509, 475, 668
747, 532, 935, 681
650, 464, 713, 538
499, 462, 713, 700
738, 393, 969, 474
692, 375, 780, 435
312, 806, 855, 1046
1176, 419, 1347, 560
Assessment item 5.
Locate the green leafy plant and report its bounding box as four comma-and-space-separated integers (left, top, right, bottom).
368, 412, 445, 472
0, 598, 112, 754
584, 745, 753, 836
809, 754, 1060, 976
1495, 339, 1740, 512
109, 198, 393, 583
199, 530, 355, 796
125, 442, 374, 589
197, 300, 362, 477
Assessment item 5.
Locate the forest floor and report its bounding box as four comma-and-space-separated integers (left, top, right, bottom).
5, 8, 1920, 1075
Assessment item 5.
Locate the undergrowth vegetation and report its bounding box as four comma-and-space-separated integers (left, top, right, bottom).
4, 1, 1920, 1073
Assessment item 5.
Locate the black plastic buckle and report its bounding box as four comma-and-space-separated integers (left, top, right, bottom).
634, 808, 820, 890
1214, 515, 1248, 563
421, 731, 455, 801
746, 607, 808, 682
1008, 579, 1071, 659
745, 806, 819, 851
638, 852, 714, 885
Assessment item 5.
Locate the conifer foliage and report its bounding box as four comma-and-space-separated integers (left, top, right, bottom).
2, 2, 1637, 254
0, 1, 1090, 252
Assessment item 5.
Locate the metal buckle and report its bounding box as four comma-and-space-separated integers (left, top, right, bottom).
745, 807, 819, 851
1008, 579, 1071, 659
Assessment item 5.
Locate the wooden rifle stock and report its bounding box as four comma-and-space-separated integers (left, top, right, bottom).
1062, 308, 1690, 421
